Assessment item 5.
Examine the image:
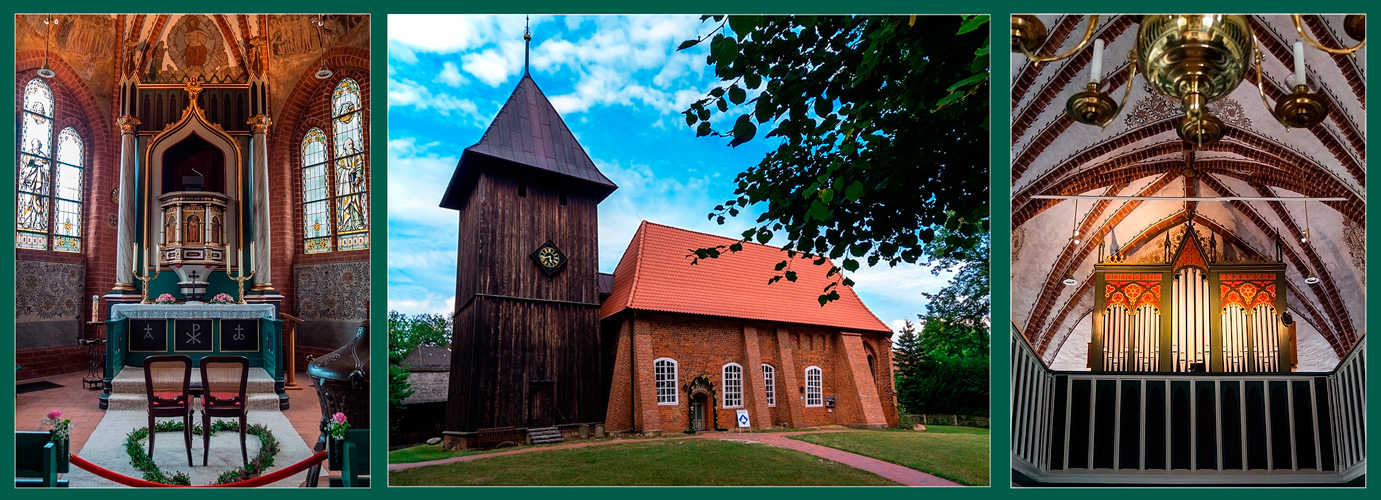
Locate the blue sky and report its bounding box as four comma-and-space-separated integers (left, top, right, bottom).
387, 14, 953, 334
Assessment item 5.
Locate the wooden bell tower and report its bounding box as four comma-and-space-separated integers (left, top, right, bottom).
438, 49, 617, 445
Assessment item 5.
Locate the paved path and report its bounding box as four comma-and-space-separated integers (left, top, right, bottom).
389, 430, 960, 487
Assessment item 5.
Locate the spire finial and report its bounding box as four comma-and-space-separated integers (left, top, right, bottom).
523, 15, 532, 76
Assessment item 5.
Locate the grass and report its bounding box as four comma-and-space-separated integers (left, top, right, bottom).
389, 444, 485, 464
389, 439, 900, 486
790, 426, 990, 486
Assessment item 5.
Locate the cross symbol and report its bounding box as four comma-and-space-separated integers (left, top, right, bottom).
143, 324, 155, 340
185, 324, 203, 344
233, 324, 245, 341
188, 270, 201, 280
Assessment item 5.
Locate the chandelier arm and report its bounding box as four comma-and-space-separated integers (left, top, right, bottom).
1292, 15, 1365, 56
1098, 51, 1138, 128
1252, 42, 1295, 130
1019, 15, 1101, 64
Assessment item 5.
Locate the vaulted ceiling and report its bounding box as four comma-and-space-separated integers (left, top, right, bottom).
1010, 15, 1365, 370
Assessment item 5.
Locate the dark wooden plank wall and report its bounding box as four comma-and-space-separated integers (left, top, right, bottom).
446, 164, 606, 432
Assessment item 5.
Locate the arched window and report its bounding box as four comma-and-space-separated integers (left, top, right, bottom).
761, 364, 776, 407
17, 79, 83, 252
804, 366, 823, 407
654, 358, 678, 405
722, 363, 743, 408
301, 78, 369, 253
302, 128, 330, 253
331, 78, 368, 251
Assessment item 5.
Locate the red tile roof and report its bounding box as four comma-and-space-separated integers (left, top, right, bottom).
601, 221, 892, 334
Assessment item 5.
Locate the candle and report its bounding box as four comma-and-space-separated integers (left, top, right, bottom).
155, 244, 160, 270
1090, 39, 1104, 85
1293, 41, 1307, 87
91, 295, 99, 323
132, 243, 139, 272
145, 247, 150, 274
250, 242, 256, 274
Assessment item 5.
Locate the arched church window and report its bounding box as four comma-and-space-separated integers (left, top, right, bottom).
722, 363, 743, 408
761, 364, 776, 407
804, 366, 823, 407
17, 79, 84, 252
302, 128, 331, 253
654, 358, 678, 405
331, 78, 368, 251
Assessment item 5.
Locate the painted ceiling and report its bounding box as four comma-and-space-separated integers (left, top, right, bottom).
1009, 15, 1365, 371
15, 14, 369, 126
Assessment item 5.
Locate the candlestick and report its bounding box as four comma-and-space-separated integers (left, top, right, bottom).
1090, 39, 1104, 85
1293, 41, 1307, 87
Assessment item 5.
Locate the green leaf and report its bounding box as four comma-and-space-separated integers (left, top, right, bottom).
744, 71, 762, 89
784, 271, 798, 282
685, 112, 697, 127
819, 187, 834, 203
754, 96, 774, 123
728, 16, 757, 39
755, 228, 772, 244
957, 16, 988, 35
844, 180, 864, 201
717, 98, 729, 112
696, 122, 712, 137
947, 73, 988, 93
814, 98, 833, 117
730, 115, 757, 147
808, 199, 830, 221
729, 243, 743, 252
843, 259, 859, 272
677, 39, 700, 51
729, 85, 746, 105
774, 260, 788, 271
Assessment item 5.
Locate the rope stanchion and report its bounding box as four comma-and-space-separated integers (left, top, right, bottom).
70, 451, 328, 488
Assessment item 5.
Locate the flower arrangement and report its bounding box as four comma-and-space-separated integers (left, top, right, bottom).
40, 409, 72, 442
326, 412, 350, 439
209, 293, 235, 304
153, 293, 177, 304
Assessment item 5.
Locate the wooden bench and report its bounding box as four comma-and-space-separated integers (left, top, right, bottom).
16, 431, 69, 487
476, 426, 523, 449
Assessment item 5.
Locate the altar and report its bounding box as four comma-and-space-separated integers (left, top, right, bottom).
101, 303, 286, 409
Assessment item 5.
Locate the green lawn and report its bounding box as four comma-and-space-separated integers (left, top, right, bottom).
390, 439, 900, 486
389, 444, 485, 464
790, 426, 990, 486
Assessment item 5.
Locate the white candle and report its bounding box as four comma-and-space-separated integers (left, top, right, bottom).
1090, 39, 1105, 85
91, 295, 99, 323
155, 244, 160, 270
250, 242, 256, 274
145, 247, 150, 274
131, 243, 139, 272
1293, 41, 1307, 87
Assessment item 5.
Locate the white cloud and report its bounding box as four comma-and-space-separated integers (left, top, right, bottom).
434, 61, 468, 87
388, 77, 481, 119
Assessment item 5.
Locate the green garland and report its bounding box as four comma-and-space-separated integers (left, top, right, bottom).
125, 420, 280, 485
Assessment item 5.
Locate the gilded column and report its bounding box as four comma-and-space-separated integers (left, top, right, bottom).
248, 114, 275, 291
111, 115, 140, 292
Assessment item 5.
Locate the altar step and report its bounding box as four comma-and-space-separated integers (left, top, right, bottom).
528, 426, 565, 445
105, 366, 282, 411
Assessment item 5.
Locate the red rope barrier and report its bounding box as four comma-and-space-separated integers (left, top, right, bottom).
69, 451, 327, 488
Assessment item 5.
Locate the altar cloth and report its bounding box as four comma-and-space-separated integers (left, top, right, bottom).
110, 303, 275, 320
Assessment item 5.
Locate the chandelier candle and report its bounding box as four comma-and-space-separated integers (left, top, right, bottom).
1090, 39, 1104, 84
1294, 41, 1307, 86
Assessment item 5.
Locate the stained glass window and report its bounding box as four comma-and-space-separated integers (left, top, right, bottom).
302, 128, 331, 253
302, 78, 369, 253
330, 78, 368, 251
17, 78, 82, 252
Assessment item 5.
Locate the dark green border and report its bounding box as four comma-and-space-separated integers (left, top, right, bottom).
0, 2, 1374, 497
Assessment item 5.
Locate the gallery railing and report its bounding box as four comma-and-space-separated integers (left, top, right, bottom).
1012, 323, 1365, 485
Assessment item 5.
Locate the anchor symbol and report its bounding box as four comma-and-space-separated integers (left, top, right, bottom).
233, 324, 246, 341
186, 323, 203, 344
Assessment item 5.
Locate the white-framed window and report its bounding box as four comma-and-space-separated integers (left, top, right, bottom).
654, 358, 678, 405
722, 363, 743, 408
805, 366, 823, 407
762, 364, 776, 407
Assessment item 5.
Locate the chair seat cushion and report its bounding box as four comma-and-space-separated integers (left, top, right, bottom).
151, 392, 187, 406
204, 392, 243, 407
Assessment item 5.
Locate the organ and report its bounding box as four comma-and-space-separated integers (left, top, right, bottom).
1090, 221, 1294, 373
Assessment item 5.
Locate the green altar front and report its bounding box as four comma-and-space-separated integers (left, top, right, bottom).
102, 303, 286, 409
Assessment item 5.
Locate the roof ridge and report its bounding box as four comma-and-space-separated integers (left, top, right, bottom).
625, 220, 649, 310
641, 220, 810, 255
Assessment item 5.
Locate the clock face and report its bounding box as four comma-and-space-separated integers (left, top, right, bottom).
530, 241, 567, 276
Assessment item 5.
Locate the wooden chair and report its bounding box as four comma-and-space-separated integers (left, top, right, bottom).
143, 355, 194, 467
200, 356, 250, 466
329, 429, 370, 487
15, 431, 68, 487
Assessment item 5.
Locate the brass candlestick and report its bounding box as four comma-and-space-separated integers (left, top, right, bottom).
225, 268, 256, 305
133, 266, 162, 304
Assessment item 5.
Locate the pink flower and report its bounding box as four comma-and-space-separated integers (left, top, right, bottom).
332, 412, 347, 424
47, 410, 62, 420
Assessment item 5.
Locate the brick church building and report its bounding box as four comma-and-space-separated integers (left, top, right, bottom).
438, 45, 897, 448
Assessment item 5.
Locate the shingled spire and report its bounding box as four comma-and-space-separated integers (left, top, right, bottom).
438, 20, 617, 210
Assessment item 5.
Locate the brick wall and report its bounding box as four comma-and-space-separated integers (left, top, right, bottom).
606, 313, 898, 433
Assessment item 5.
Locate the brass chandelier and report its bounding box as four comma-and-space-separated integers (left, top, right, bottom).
1012, 15, 1365, 146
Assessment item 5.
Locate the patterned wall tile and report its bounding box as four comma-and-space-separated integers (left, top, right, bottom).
293, 261, 369, 320
16, 261, 85, 320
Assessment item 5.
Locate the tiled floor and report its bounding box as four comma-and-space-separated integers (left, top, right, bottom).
17, 370, 325, 453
